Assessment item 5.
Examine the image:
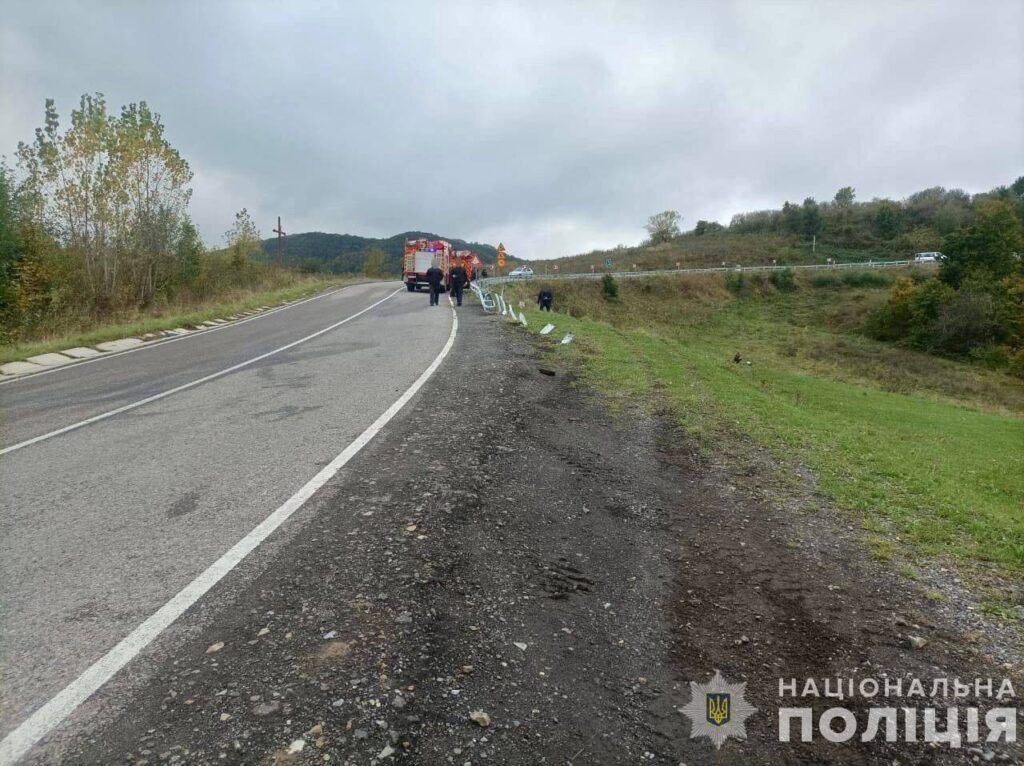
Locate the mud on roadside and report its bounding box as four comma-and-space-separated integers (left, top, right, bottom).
68, 307, 1020, 765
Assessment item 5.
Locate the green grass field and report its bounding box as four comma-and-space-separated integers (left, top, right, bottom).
502, 272, 1024, 576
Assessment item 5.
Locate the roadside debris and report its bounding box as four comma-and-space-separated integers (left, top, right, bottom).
252, 700, 280, 717
469, 710, 492, 727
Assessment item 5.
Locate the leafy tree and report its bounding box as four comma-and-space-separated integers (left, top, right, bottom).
940, 200, 1024, 287
802, 197, 823, 237
644, 210, 681, 245
874, 200, 902, 239
0, 165, 22, 301
829, 187, 857, 244
834, 187, 856, 207
175, 216, 204, 284
15, 94, 193, 306
362, 247, 386, 277
225, 208, 261, 270
780, 201, 802, 235
694, 219, 724, 236
730, 210, 776, 234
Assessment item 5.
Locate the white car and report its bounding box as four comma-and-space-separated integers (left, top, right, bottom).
508, 267, 534, 278
914, 252, 943, 263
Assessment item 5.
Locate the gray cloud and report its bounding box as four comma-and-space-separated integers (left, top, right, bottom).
2, 0, 1021, 258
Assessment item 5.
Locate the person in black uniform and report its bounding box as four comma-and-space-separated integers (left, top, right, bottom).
537, 286, 554, 311
449, 263, 468, 307
425, 260, 444, 306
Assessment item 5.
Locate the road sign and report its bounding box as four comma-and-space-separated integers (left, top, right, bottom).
605, 258, 613, 268
497, 254, 506, 267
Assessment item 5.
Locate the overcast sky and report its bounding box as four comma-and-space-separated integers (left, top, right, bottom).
2, 1, 1022, 258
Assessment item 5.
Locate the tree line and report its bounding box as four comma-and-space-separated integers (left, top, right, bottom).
709, 180, 1024, 254
866, 199, 1024, 373
260, 231, 499, 276
0, 94, 273, 343
643, 180, 1024, 374
644, 179, 1024, 256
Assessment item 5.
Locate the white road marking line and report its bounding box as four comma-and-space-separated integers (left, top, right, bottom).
0, 301, 458, 766
0, 282, 384, 387
0, 289, 401, 456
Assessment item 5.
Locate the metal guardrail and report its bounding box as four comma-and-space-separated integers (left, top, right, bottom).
469, 281, 496, 312
479, 259, 930, 288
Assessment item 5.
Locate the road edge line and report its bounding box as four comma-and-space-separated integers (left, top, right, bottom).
0, 281, 385, 387
0, 289, 402, 456
0, 300, 459, 765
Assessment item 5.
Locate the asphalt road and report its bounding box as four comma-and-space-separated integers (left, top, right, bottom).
0, 281, 454, 754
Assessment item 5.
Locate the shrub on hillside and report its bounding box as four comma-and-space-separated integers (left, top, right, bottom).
725, 272, 744, 294
1008, 349, 1024, 380
811, 270, 894, 290
866, 274, 1019, 361
927, 286, 1007, 355
811, 273, 841, 288
968, 345, 1010, 369
769, 268, 795, 290
841, 270, 892, 288
601, 273, 619, 301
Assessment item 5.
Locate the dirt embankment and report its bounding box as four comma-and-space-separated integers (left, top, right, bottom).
68, 308, 1019, 765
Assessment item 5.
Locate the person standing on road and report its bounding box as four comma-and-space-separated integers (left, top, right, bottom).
449, 262, 468, 307
426, 259, 444, 307
537, 286, 554, 311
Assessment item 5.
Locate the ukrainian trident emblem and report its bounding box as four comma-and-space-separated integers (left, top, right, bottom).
707, 692, 731, 725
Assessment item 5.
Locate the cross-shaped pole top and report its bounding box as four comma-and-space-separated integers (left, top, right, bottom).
273, 216, 286, 265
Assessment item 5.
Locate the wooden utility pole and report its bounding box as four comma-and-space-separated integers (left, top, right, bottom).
273, 217, 286, 265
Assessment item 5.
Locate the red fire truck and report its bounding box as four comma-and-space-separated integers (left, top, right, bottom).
455, 250, 483, 281
403, 239, 453, 292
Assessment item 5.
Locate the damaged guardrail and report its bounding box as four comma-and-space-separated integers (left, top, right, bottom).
470, 282, 574, 344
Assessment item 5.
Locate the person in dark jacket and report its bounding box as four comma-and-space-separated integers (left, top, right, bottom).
537, 286, 554, 311
449, 263, 468, 306
425, 261, 444, 306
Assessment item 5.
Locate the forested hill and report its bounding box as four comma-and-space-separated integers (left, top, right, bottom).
260, 231, 498, 274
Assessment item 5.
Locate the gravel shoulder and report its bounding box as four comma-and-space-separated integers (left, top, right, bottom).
58, 307, 1021, 765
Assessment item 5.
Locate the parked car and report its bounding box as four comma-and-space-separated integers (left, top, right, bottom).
508, 266, 534, 278
914, 252, 944, 263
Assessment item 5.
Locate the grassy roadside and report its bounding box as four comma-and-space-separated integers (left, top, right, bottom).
500, 274, 1024, 580
0, 276, 367, 365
